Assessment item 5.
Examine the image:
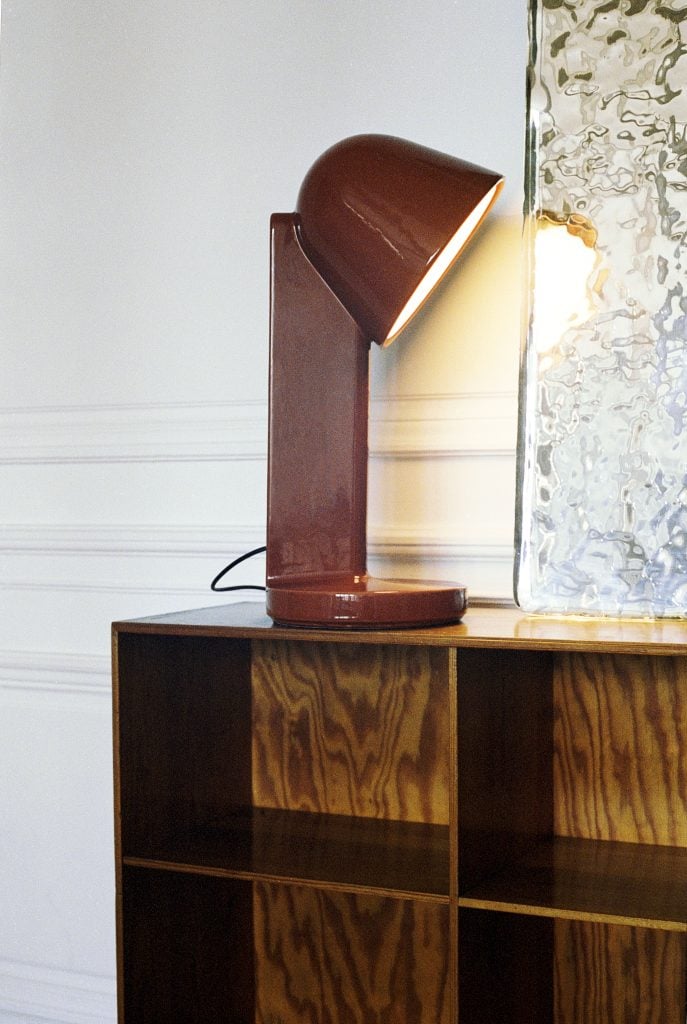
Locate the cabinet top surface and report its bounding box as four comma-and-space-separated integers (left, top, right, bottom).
112, 601, 687, 655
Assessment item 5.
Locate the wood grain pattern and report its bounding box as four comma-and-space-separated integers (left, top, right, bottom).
253, 882, 451, 1024
554, 654, 687, 845
252, 641, 450, 824
555, 920, 686, 1024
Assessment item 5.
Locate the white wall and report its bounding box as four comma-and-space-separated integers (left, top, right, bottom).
0, 1, 526, 1019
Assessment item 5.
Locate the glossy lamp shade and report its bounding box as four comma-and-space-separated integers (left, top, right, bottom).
297, 134, 502, 345
266, 134, 503, 628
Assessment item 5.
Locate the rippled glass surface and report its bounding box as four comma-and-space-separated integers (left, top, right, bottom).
515, 0, 687, 616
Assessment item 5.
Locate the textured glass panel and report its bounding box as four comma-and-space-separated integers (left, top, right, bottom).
515, 0, 687, 617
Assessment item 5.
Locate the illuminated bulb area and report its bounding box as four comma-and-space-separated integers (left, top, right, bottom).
383, 182, 503, 345
530, 215, 598, 355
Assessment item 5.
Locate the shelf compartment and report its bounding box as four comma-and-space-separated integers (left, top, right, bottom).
121, 866, 254, 1022
553, 651, 687, 848
251, 638, 452, 826
122, 865, 452, 1024
458, 909, 687, 1024
459, 836, 687, 930
123, 805, 449, 900
458, 910, 553, 1024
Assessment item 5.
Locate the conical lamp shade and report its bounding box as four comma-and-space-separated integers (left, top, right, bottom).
296, 133, 503, 345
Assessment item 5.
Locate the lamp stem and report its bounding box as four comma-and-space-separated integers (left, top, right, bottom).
267, 214, 369, 587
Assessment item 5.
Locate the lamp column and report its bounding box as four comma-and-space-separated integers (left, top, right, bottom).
267, 213, 369, 596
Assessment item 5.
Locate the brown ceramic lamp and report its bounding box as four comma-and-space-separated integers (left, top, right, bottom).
267, 134, 503, 628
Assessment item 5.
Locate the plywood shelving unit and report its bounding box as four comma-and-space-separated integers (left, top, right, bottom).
113, 603, 687, 1022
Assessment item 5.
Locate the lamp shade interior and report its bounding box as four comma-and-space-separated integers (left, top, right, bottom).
383, 181, 503, 345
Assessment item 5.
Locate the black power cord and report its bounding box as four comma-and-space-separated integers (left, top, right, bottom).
210, 545, 267, 592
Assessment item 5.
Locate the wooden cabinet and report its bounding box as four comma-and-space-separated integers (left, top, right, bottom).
113, 603, 687, 1022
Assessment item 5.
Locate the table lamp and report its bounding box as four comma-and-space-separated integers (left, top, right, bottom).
267, 133, 503, 627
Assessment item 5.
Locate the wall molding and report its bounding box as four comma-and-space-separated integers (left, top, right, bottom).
0, 522, 512, 564
0, 523, 514, 607
0, 650, 111, 695
371, 525, 513, 562
0, 392, 517, 464
370, 391, 517, 458
0, 958, 115, 1024
0, 523, 262, 556
0, 400, 267, 464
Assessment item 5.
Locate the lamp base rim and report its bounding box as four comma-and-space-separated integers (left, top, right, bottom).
266, 573, 467, 629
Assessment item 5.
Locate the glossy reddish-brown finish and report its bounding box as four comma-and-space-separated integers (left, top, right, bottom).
267, 135, 502, 628
266, 572, 467, 629
267, 214, 368, 585
266, 216, 466, 628
296, 134, 503, 344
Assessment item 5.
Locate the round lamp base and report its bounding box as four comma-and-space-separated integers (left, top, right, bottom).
266, 573, 467, 629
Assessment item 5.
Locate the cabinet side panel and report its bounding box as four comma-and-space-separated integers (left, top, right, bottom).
555, 920, 686, 1024
112, 631, 125, 1024
118, 634, 252, 853
254, 882, 451, 1024
457, 648, 554, 890
554, 654, 687, 845
251, 641, 450, 824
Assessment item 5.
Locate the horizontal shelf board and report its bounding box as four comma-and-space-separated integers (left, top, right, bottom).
122, 806, 450, 901
459, 836, 687, 931
113, 601, 687, 655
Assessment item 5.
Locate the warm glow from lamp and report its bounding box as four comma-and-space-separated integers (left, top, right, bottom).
531, 213, 598, 355
384, 183, 503, 345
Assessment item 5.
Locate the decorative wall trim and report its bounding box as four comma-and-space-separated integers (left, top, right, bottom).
0, 523, 512, 565
0, 958, 115, 1024
0, 393, 517, 463
0, 523, 263, 556
0, 400, 266, 464
370, 391, 518, 458
0, 581, 223, 602
0, 523, 514, 608
0, 651, 111, 694
370, 526, 513, 563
